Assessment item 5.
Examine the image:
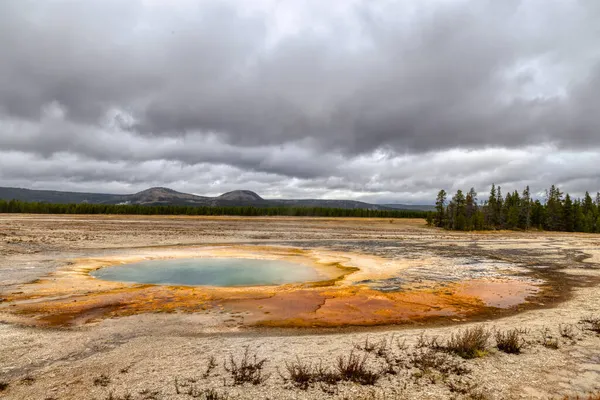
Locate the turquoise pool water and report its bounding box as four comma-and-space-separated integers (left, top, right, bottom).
90, 258, 324, 287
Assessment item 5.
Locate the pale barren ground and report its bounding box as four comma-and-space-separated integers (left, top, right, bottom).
0, 215, 599, 400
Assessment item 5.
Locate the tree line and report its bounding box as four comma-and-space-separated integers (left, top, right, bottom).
0, 199, 428, 219
428, 184, 600, 233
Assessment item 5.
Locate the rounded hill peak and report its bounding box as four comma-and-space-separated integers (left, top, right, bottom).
218, 190, 264, 202
129, 187, 199, 204
135, 187, 180, 195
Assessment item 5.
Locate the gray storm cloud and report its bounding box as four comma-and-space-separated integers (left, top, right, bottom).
0, 0, 599, 202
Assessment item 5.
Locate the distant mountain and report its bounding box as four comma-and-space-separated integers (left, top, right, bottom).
0, 186, 431, 211
0, 187, 118, 204
381, 203, 435, 212
270, 198, 392, 210
126, 187, 208, 205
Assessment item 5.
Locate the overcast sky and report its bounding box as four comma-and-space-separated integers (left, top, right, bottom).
1, 0, 599, 204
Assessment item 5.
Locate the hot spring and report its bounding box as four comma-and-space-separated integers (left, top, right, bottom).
90, 258, 326, 287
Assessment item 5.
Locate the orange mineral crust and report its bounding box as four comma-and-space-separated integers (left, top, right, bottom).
0, 245, 540, 328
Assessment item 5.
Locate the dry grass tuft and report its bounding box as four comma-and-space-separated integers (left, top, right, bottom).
559, 324, 577, 340
280, 351, 383, 389
19, 376, 35, 386
541, 328, 560, 349
447, 378, 488, 399
202, 355, 218, 379
410, 348, 470, 376
580, 316, 600, 334
93, 374, 111, 387
105, 392, 132, 400
201, 388, 230, 400
174, 378, 229, 399
355, 336, 378, 353
355, 335, 405, 375
561, 392, 600, 400
280, 357, 315, 390
336, 350, 382, 385
138, 388, 161, 400
416, 333, 443, 350
494, 329, 524, 354
445, 326, 490, 359
224, 347, 269, 385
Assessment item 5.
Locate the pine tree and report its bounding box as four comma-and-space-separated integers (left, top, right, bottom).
451, 190, 467, 230
573, 200, 586, 232
486, 184, 498, 228
563, 194, 574, 232
507, 206, 519, 229
430, 184, 600, 233
596, 193, 600, 231
496, 186, 504, 228
426, 212, 434, 226
520, 186, 532, 229
583, 192, 594, 214
435, 190, 447, 228
465, 188, 478, 230
473, 210, 485, 230
505, 191, 518, 229
545, 185, 564, 231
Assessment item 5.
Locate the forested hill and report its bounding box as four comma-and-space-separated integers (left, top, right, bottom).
0, 186, 433, 211
432, 185, 600, 233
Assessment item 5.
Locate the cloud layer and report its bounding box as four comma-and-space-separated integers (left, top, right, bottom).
1, 0, 599, 203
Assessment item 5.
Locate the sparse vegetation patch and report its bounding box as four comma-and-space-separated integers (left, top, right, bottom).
559, 324, 577, 340
203, 356, 218, 379
410, 348, 470, 376
280, 357, 316, 390
224, 347, 269, 385
280, 350, 386, 390
495, 328, 524, 354
444, 326, 490, 359
336, 350, 382, 385
580, 316, 600, 334
541, 328, 560, 349
93, 374, 111, 387
560, 392, 600, 400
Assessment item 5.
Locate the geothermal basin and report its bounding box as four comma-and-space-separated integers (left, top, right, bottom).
1, 244, 543, 328
2, 216, 599, 400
